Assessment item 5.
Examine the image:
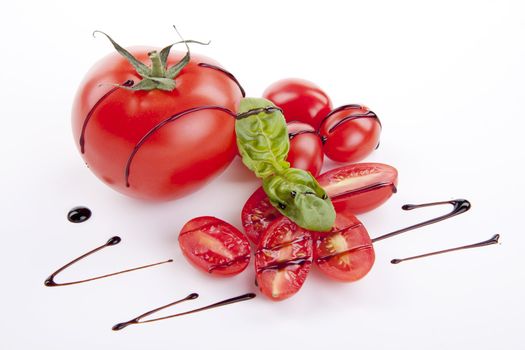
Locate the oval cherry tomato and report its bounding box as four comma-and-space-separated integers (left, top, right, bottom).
317, 163, 398, 214
319, 105, 381, 163
178, 216, 251, 276
72, 47, 243, 200
255, 216, 313, 301
313, 211, 374, 282
263, 79, 332, 129
241, 187, 281, 244
287, 122, 324, 177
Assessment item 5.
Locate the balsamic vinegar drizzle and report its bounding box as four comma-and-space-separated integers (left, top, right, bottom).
288, 129, 318, 140
371, 199, 471, 243
332, 182, 397, 200
318, 104, 382, 130
198, 63, 246, 97
79, 80, 134, 153
112, 292, 256, 331
67, 206, 92, 223
391, 234, 500, 264
236, 106, 283, 120
44, 236, 172, 287
125, 105, 237, 187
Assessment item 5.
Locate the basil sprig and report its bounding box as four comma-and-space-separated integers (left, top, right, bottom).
236, 98, 335, 232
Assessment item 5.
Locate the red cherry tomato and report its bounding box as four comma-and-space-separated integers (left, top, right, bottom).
178, 216, 251, 276
263, 78, 332, 129
317, 163, 398, 214
319, 105, 381, 163
255, 216, 313, 301
313, 211, 374, 282
241, 187, 281, 244
287, 122, 324, 177
72, 48, 243, 200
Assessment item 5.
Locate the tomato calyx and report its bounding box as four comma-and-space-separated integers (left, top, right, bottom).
93, 27, 209, 91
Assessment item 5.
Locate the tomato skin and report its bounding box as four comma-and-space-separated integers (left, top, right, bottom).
263, 79, 332, 129
255, 217, 313, 301
72, 47, 242, 200
287, 122, 324, 177
317, 163, 398, 214
319, 105, 381, 163
313, 212, 375, 282
178, 216, 251, 276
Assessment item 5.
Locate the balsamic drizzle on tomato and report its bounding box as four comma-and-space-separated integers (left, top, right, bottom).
236, 106, 283, 120
256, 257, 312, 272
79, 79, 134, 154
44, 236, 172, 287
288, 129, 318, 140
112, 292, 256, 331
67, 206, 92, 223
372, 199, 471, 243
125, 105, 237, 187
331, 182, 398, 200
317, 104, 382, 133
391, 234, 500, 264
198, 63, 246, 97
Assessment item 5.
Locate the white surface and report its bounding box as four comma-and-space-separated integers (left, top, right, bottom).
1, 1, 524, 349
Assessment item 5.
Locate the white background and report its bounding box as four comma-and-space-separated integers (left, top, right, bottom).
1, 1, 524, 349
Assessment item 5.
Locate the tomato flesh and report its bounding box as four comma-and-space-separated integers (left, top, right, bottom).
313, 212, 375, 282
287, 122, 324, 177
179, 216, 251, 276
241, 187, 281, 244
317, 163, 398, 214
319, 105, 381, 163
255, 217, 313, 301
263, 78, 332, 129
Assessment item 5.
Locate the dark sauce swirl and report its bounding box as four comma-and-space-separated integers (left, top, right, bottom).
198, 62, 246, 97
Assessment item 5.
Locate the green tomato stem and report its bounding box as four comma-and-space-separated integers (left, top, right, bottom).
148, 51, 165, 78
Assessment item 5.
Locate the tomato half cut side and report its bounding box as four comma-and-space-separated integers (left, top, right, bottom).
313, 212, 375, 282
255, 217, 313, 301
179, 216, 251, 276
241, 187, 281, 244
287, 121, 324, 177
317, 163, 398, 214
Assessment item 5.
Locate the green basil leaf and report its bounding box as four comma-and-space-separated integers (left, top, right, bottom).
235, 98, 290, 178
263, 168, 335, 232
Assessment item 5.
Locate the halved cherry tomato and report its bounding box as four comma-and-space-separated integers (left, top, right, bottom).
319, 105, 381, 163
313, 211, 375, 282
178, 216, 251, 276
255, 217, 313, 301
241, 187, 281, 244
287, 121, 324, 177
317, 163, 398, 214
263, 79, 332, 129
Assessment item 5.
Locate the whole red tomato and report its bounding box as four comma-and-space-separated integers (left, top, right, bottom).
287, 121, 324, 177
263, 78, 332, 129
72, 39, 244, 200
319, 104, 381, 163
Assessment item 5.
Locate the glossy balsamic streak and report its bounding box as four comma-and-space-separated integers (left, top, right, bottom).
371, 199, 471, 243
67, 206, 92, 223
44, 236, 172, 287
391, 234, 500, 264
328, 111, 381, 133
198, 62, 246, 97
256, 257, 311, 272
112, 293, 256, 331
331, 182, 397, 200
125, 105, 237, 187
288, 130, 318, 140
79, 80, 134, 153
236, 106, 283, 120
